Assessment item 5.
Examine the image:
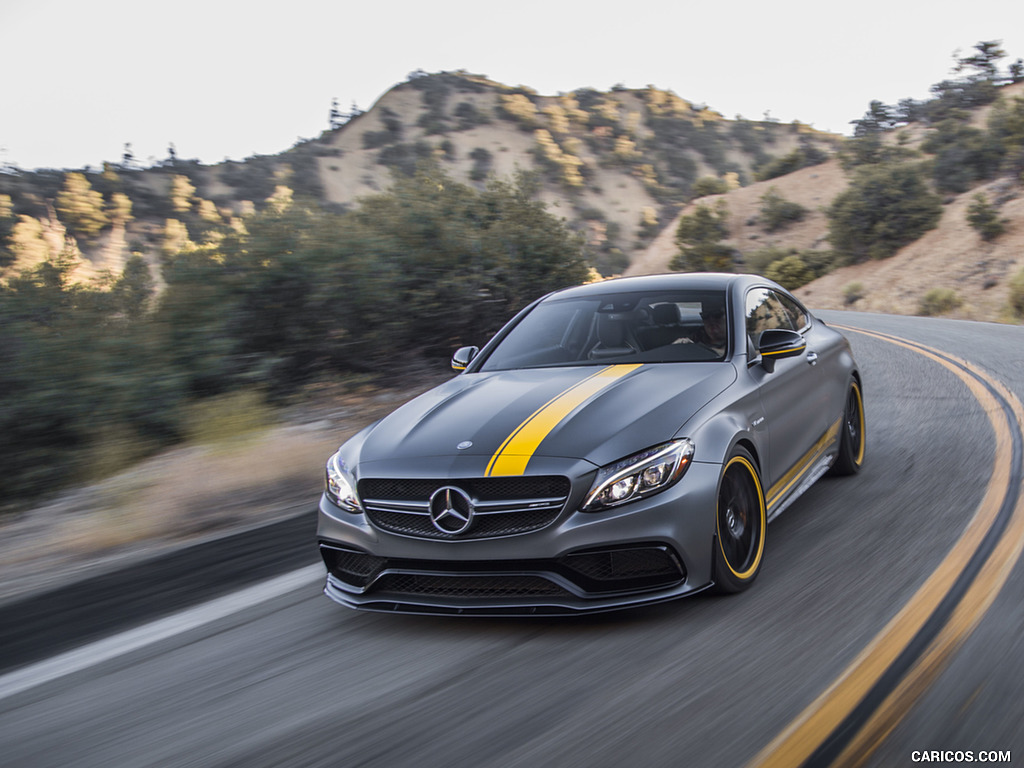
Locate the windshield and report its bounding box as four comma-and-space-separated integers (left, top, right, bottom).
480, 290, 730, 371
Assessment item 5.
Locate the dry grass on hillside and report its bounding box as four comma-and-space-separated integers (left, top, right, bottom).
627, 159, 849, 276
627, 153, 1024, 324
798, 177, 1024, 321
315, 83, 829, 260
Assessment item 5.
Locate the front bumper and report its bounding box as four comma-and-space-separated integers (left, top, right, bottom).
316, 460, 721, 616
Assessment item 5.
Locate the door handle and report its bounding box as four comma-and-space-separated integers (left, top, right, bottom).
807, 351, 818, 366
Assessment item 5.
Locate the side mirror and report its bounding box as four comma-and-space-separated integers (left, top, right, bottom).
757, 329, 805, 373
451, 346, 479, 372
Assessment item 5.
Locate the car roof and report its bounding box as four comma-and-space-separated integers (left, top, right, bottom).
548, 273, 763, 301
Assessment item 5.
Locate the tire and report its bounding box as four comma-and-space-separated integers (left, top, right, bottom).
712, 447, 766, 594
830, 378, 866, 476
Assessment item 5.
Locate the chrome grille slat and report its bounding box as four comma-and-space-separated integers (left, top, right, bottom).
363, 500, 430, 514
473, 496, 566, 510
358, 476, 571, 540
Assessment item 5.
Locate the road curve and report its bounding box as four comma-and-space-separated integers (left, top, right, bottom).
1, 311, 1022, 768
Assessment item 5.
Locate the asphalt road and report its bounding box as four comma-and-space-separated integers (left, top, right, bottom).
1, 311, 1022, 768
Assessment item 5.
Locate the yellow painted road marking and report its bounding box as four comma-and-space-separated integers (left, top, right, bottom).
751, 327, 1024, 768
486, 364, 642, 477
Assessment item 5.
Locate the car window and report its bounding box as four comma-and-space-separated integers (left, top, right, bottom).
776, 292, 809, 330
479, 290, 730, 370
745, 288, 796, 347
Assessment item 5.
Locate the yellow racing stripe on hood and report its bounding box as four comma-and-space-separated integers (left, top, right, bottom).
486, 364, 642, 477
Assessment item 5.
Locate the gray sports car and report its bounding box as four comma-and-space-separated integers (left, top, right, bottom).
317, 273, 864, 614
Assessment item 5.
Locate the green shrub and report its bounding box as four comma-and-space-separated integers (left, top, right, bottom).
827, 163, 942, 263
376, 142, 434, 176
637, 207, 660, 240
988, 95, 1024, 176
469, 147, 493, 181
756, 143, 828, 181
924, 122, 1004, 193
746, 247, 835, 282
362, 130, 397, 149
590, 247, 629, 278
691, 176, 728, 198
799, 250, 837, 279
918, 288, 962, 316
966, 194, 1006, 240
744, 246, 791, 275
362, 108, 404, 148
843, 282, 865, 305
759, 188, 807, 232
416, 113, 450, 135
218, 159, 278, 201
764, 255, 813, 290
671, 200, 734, 272
454, 101, 490, 129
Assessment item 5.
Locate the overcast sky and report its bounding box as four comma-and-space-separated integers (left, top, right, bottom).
3, 0, 1024, 171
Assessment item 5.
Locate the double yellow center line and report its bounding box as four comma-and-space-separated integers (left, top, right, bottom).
752, 327, 1024, 768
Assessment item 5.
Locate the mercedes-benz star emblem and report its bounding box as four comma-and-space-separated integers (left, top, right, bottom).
428, 486, 475, 535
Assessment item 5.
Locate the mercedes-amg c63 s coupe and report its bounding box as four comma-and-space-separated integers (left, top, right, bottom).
317, 273, 864, 614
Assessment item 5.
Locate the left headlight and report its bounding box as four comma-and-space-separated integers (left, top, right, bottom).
582, 439, 694, 512
325, 451, 362, 512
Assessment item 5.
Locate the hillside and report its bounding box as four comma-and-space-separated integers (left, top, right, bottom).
309, 72, 837, 275
626, 159, 847, 275
796, 175, 1024, 321
3, 68, 1024, 324
628, 80, 1024, 324
0, 70, 839, 283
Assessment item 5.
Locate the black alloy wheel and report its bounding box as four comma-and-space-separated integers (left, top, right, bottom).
713, 447, 766, 593
831, 379, 866, 476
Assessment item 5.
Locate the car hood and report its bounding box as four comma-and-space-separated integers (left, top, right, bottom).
355, 363, 736, 473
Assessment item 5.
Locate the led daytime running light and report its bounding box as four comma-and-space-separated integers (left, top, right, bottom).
583, 440, 694, 511
325, 451, 362, 512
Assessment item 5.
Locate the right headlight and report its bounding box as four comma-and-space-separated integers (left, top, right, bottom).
325, 451, 362, 512
581, 439, 694, 512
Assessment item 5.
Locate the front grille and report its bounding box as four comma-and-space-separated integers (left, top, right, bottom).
358, 476, 571, 540
320, 543, 686, 598
562, 546, 683, 585
360, 476, 569, 502
373, 573, 570, 599
320, 545, 387, 588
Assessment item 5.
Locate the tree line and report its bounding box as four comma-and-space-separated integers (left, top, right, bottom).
0, 165, 589, 510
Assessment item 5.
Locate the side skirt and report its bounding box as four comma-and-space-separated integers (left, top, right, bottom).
765, 418, 842, 523
766, 452, 836, 523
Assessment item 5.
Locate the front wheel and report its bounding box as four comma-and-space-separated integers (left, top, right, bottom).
830, 378, 866, 476
712, 447, 766, 593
